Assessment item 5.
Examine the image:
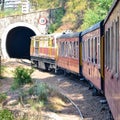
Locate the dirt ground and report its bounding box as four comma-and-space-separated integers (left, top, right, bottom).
0, 59, 113, 120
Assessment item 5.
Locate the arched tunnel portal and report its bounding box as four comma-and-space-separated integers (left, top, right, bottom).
1, 22, 40, 59
6, 27, 35, 59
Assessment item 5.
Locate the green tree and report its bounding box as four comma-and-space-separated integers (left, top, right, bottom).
29, 0, 65, 10
81, 0, 113, 30
48, 8, 65, 33
62, 0, 87, 31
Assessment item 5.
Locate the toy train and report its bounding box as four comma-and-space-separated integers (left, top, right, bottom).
30, 0, 120, 119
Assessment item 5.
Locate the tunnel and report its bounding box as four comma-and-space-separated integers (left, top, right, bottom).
6, 26, 36, 59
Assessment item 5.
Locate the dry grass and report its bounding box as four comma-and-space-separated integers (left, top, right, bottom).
47, 96, 67, 112
0, 59, 71, 119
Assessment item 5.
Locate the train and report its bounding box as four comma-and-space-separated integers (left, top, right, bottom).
30, 0, 120, 120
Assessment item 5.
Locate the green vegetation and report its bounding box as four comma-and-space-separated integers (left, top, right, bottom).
29, 0, 66, 10
61, 0, 87, 31
81, 0, 113, 30
29, 82, 48, 102
0, 63, 69, 119
0, 6, 22, 18
0, 93, 7, 103
48, 8, 65, 33
0, 109, 14, 120
0, 0, 114, 32
27, 82, 67, 112
11, 66, 34, 89
31, 0, 113, 32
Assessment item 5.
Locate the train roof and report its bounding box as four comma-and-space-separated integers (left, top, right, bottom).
81, 21, 103, 36
31, 33, 62, 40
56, 32, 80, 39
104, 0, 119, 24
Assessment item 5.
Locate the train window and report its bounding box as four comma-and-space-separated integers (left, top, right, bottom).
111, 20, 117, 74
88, 39, 91, 60
35, 41, 39, 48
71, 42, 73, 58
108, 28, 110, 68
60, 42, 63, 56
73, 41, 78, 59
72, 42, 74, 58
94, 37, 97, 64
82, 41, 85, 60
35, 41, 39, 55
115, 17, 119, 77
82, 42, 83, 59
105, 31, 108, 67
90, 38, 94, 62
59, 42, 61, 56
93, 38, 95, 63
40, 39, 46, 47
66, 42, 68, 57
52, 38, 55, 47
116, 17, 119, 76
93, 37, 96, 64
61, 42, 64, 56
73, 42, 76, 58
69, 42, 72, 57
76, 41, 79, 59
48, 38, 54, 47
65, 42, 68, 57
58, 42, 61, 56
87, 40, 88, 61
111, 24, 114, 71
31, 39, 34, 47
65, 41, 66, 57
64, 42, 66, 57
110, 27, 112, 70
75, 41, 76, 58
68, 41, 72, 57
117, 17, 119, 76
68, 42, 70, 57
84, 41, 86, 60
97, 37, 100, 65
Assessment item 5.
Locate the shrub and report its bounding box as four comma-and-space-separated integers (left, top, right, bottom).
29, 83, 48, 101
0, 93, 7, 103
12, 66, 34, 89
0, 109, 14, 120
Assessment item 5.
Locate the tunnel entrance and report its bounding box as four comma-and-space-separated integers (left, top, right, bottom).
6, 27, 35, 59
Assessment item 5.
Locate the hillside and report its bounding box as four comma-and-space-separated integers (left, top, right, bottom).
30, 0, 113, 32
0, 0, 114, 32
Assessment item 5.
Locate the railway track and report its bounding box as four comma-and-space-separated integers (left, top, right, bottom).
16, 59, 112, 120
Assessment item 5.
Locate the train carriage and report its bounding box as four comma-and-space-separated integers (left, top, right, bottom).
29, 1, 120, 119
56, 32, 82, 75
81, 21, 104, 93
30, 34, 60, 71
104, 0, 120, 119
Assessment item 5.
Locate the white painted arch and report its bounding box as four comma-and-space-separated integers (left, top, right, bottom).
1, 22, 40, 58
